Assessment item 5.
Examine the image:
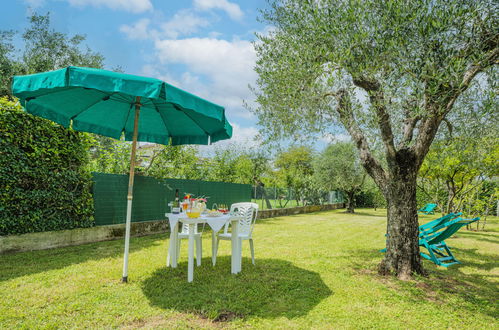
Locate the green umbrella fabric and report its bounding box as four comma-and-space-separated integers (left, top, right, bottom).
12, 66, 234, 283
12, 66, 232, 145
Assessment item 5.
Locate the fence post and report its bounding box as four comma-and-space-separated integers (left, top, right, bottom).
274, 186, 277, 209
261, 186, 264, 210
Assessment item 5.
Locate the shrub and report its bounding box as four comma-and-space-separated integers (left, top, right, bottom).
0, 98, 94, 235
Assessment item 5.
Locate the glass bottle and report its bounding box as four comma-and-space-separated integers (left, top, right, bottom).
172, 189, 180, 214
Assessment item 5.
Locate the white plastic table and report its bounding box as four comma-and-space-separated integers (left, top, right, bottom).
166, 213, 242, 282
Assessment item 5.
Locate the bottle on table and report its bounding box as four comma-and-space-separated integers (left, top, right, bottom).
172, 189, 180, 214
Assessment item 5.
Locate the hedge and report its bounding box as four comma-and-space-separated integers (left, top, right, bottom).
0, 98, 94, 235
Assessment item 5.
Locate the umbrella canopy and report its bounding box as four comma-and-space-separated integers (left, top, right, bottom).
12, 66, 232, 145
12, 66, 233, 282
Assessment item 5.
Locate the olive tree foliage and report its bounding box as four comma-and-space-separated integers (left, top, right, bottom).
0, 13, 104, 98
0, 31, 22, 97
313, 142, 367, 213
418, 136, 499, 213
274, 146, 315, 205
21, 13, 104, 74
252, 0, 498, 278
87, 137, 133, 174
417, 72, 499, 225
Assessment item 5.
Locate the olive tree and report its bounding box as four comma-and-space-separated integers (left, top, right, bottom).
252, 0, 498, 278
314, 142, 366, 213
275, 146, 315, 206
0, 12, 104, 97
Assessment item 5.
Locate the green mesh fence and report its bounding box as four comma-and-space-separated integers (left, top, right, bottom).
92, 173, 252, 226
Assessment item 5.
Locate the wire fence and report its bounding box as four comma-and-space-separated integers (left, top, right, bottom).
92, 173, 252, 226
251, 186, 344, 210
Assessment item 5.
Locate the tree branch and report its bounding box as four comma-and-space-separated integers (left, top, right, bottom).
398, 115, 421, 149
412, 114, 443, 168
142, 147, 164, 173
352, 77, 397, 160
335, 89, 388, 194
442, 118, 453, 140
444, 47, 499, 115
414, 46, 498, 166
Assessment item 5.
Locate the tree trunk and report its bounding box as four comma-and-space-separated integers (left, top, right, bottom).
379, 160, 426, 279
446, 180, 456, 213
260, 185, 273, 209
255, 179, 273, 210
345, 190, 355, 213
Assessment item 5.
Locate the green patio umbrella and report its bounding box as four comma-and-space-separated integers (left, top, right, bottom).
12, 66, 233, 282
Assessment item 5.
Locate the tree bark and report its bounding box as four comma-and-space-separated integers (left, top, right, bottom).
345, 190, 355, 213
379, 151, 426, 279
255, 178, 273, 210
445, 180, 456, 213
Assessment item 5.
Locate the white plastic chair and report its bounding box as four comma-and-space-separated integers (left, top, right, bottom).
213, 202, 259, 265
176, 222, 204, 266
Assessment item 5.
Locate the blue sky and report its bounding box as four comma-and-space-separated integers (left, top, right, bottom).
2, 0, 274, 146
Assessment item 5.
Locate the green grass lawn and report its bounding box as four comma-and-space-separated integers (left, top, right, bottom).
0, 209, 497, 329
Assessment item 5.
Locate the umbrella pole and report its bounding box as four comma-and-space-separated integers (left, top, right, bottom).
122, 96, 141, 283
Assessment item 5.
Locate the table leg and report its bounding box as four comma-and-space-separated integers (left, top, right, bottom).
188, 223, 195, 282
168, 221, 179, 268
212, 230, 216, 266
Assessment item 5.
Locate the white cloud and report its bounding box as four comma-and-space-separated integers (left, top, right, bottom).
153, 37, 257, 119
205, 123, 260, 151
194, 0, 243, 20
24, 0, 45, 7
120, 10, 210, 40
229, 123, 260, 145
140, 64, 181, 86
320, 133, 351, 143
67, 0, 152, 13
119, 18, 151, 40
160, 10, 210, 39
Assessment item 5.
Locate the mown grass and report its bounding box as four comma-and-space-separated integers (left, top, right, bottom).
0, 209, 497, 329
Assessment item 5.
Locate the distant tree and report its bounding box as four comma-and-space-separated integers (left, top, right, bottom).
0, 12, 104, 97
253, 0, 498, 278
141, 145, 204, 180
419, 135, 499, 214
418, 81, 499, 216
88, 137, 132, 174
248, 151, 273, 209
275, 146, 314, 206
314, 142, 367, 213
0, 31, 22, 97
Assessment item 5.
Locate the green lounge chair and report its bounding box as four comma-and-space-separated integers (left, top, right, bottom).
419, 217, 480, 267
418, 203, 438, 215
380, 213, 462, 253
419, 212, 462, 238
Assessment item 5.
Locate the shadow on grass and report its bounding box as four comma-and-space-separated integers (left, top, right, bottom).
349, 245, 498, 320
0, 234, 163, 282
456, 231, 499, 244
141, 256, 332, 321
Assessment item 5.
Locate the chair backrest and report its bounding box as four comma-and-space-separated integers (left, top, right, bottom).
424, 217, 479, 245
420, 203, 437, 212
180, 222, 201, 234
419, 212, 462, 237
227, 202, 259, 236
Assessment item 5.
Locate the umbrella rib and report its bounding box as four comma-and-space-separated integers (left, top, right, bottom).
173, 104, 211, 138
110, 93, 132, 103
121, 102, 135, 136
151, 100, 172, 141
70, 92, 115, 120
